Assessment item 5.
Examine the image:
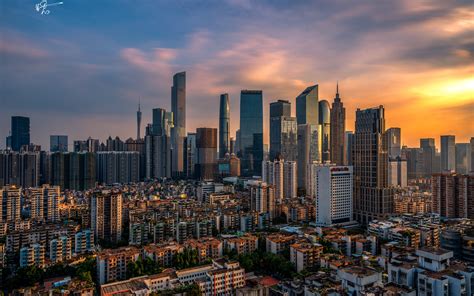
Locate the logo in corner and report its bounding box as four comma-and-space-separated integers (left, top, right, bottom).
35, 0, 63, 15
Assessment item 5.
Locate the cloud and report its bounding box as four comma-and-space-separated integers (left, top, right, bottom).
1, 0, 473, 149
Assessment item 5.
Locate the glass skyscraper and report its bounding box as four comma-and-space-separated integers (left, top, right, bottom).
441, 135, 456, 171
219, 94, 230, 158
353, 106, 393, 224
319, 100, 331, 162
269, 100, 297, 161
50, 135, 68, 152
11, 116, 30, 151
239, 90, 263, 176
296, 85, 318, 125
171, 71, 186, 177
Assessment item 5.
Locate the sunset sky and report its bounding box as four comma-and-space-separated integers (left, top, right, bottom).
1, 0, 473, 149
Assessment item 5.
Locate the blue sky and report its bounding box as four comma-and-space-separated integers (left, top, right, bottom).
1, 0, 473, 149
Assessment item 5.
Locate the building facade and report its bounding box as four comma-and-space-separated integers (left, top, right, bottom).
330, 84, 345, 166
353, 106, 393, 224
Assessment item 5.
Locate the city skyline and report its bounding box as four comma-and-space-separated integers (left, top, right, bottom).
1, 0, 473, 149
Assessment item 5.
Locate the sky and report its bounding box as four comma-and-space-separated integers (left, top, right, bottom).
1, 0, 473, 150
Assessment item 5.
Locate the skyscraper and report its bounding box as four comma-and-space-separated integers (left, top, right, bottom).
250, 182, 276, 219
441, 135, 456, 171
0, 185, 21, 224
297, 124, 322, 191
29, 184, 60, 223
385, 128, 401, 159
91, 190, 123, 243
0, 150, 40, 188
296, 85, 318, 125
420, 138, 436, 177
269, 100, 297, 161
11, 116, 30, 151
455, 143, 471, 174
185, 132, 197, 178
262, 158, 296, 200
137, 101, 142, 140
96, 151, 140, 184
403, 147, 424, 179
219, 94, 230, 158
318, 100, 331, 162
50, 135, 68, 152
171, 71, 186, 177
432, 171, 474, 218
471, 138, 474, 172
353, 106, 393, 224
239, 90, 263, 176
196, 128, 217, 180
330, 84, 346, 166
344, 131, 354, 166
145, 108, 172, 178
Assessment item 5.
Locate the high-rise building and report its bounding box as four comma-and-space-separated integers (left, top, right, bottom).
219, 94, 230, 158
0, 150, 40, 188
75, 230, 94, 255
196, 128, 217, 180
91, 190, 123, 243
217, 153, 241, 177
250, 182, 276, 219
11, 116, 30, 151
269, 100, 297, 161
49, 236, 71, 264
388, 158, 407, 187
125, 138, 145, 181
29, 184, 60, 222
297, 124, 322, 191
296, 85, 318, 125
106, 136, 125, 151
137, 101, 142, 140
420, 138, 436, 177
74, 137, 99, 152
262, 159, 283, 201
145, 108, 173, 179
471, 138, 474, 173
441, 135, 456, 171
230, 137, 236, 155
353, 106, 393, 224
171, 71, 186, 177
0, 185, 21, 224
455, 143, 471, 174
385, 128, 401, 159
330, 84, 345, 165
432, 171, 474, 219
19, 244, 45, 268
185, 132, 197, 178
319, 100, 331, 162
50, 152, 96, 191
239, 90, 263, 176
262, 158, 297, 201
283, 161, 297, 199
50, 135, 68, 152
96, 151, 140, 184
308, 164, 353, 226
344, 131, 354, 166
403, 147, 424, 180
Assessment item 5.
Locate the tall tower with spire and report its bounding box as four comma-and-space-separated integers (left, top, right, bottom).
137, 99, 142, 140
330, 82, 346, 165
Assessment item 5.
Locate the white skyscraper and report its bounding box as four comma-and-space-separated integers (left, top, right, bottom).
308, 163, 353, 226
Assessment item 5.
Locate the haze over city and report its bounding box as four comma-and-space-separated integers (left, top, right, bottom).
1, 0, 473, 149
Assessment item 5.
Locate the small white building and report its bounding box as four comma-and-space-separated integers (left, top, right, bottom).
338, 266, 382, 295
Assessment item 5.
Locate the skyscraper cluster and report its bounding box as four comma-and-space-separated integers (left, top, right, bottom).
2, 71, 473, 227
